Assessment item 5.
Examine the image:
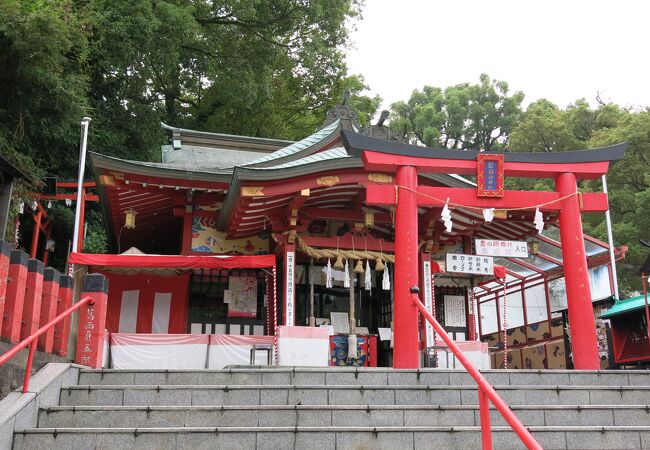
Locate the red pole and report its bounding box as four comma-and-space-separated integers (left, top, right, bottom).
642, 273, 650, 345
393, 166, 420, 368
30, 210, 42, 259
478, 387, 493, 450
22, 342, 36, 393
555, 172, 600, 369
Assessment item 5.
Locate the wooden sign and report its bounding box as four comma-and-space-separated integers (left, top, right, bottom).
475, 239, 529, 258
445, 253, 494, 276
476, 153, 504, 198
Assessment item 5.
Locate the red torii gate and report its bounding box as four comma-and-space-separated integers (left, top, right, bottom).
342, 130, 627, 370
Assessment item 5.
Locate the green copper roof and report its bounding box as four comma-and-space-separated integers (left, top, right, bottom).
600, 295, 650, 319
242, 119, 341, 167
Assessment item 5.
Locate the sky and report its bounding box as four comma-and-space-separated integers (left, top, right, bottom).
345, 0, 650, 112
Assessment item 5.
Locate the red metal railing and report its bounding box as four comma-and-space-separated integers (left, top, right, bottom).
0, 296, 94, 393
410, 288, 542, 450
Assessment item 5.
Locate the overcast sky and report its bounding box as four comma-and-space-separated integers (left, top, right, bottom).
346, 0, 649, 112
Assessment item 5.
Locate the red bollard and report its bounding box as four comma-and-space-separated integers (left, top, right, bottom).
0, 241, 11, 333
20, 259, 44, 340
38, 267, 60, 352
2, 250, 28, 343
53, 275, 74, 356
75, 273, 109, 368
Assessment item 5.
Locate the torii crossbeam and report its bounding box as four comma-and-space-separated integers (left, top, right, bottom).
342, 130, 627, 369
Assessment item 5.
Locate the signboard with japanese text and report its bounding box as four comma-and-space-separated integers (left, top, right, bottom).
422, 260, 435, 348
476, 153, 504, 198
285, 251, 295, 326
475, 239, 529, 258
445, 253, 494, 276
444, 295, 467, 327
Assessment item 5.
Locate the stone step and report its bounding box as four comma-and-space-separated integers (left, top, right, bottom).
59, 384, 650, 407
77, 368, 650, 387
38, 404, 650, 428
13, 426, 650, 450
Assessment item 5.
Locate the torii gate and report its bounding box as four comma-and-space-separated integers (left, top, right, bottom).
342, 130, 627, 370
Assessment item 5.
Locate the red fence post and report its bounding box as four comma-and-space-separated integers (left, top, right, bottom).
2, 250, 28, 343
53, 275, 74, 356
75, 273, 109, 368
0, 241, 10, 333
38, 267, 60, 353
20, 259, 44, 340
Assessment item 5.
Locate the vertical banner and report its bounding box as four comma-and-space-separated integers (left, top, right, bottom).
285, 251, 295, 326
422, 260, 434, 349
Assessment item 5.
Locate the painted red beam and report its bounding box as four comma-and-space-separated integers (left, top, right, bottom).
366, 185, 610, 212
361, 150, 612, 180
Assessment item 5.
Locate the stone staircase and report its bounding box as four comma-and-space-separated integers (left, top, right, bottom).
10, 367, 650, 449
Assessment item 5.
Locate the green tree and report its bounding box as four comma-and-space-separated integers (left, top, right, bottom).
509, 99, 581, 153
390, 74, 524, 150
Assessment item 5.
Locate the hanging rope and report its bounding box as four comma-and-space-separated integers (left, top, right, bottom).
395, 185, 579, 213
297, 236, 395, 263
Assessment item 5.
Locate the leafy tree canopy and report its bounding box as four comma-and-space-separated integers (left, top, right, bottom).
390, 74, 524, 151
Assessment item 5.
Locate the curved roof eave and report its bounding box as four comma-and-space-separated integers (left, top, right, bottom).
342, 130, 628, 165
242, 120, 342, 168
89, 152, 233, 183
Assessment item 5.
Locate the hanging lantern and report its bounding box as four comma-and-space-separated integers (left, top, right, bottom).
375, 258, 385, 272
333, 255, 344, 270
354, 259, 364, 274
124, 208, 137, 229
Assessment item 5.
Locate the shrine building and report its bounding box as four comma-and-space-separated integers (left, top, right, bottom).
73, 100, 627, 370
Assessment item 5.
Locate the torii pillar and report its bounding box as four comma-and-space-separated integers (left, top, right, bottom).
393, 166, 420, 368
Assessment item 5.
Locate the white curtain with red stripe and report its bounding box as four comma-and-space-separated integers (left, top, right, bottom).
103, 273, 190, 334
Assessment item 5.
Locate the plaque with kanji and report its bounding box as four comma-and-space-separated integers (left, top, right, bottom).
476, 153, 504, 198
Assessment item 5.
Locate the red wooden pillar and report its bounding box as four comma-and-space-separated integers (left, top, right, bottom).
556, 172, 600, 369
0, 241, 11, 333
2, 250, 28, 343
393, 165, 420, 368
75, 273, 109, 368
53, 275, 74, 356
30, 210, 42, 259
37, 268, 60, 352
283, 244, 296, 326
21, 259, 44, 340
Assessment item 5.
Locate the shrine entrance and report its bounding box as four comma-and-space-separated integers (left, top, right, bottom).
342, 130, 627, 369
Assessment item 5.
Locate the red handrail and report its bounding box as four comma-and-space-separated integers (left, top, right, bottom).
410, 289, 542, 450
0, 295, 94, 393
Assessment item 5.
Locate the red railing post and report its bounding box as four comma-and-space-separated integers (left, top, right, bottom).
74, 273, 109, 368
0, 241, 10, 334
22, 342, 37, 393
53, 275, 74, 356
478, 387, 493, 450
20, 259, 44, 340
2, 250, 28, 343
37, 268, 60, 352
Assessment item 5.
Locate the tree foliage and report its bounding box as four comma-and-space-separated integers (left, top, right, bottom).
390, 74, 524, 150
